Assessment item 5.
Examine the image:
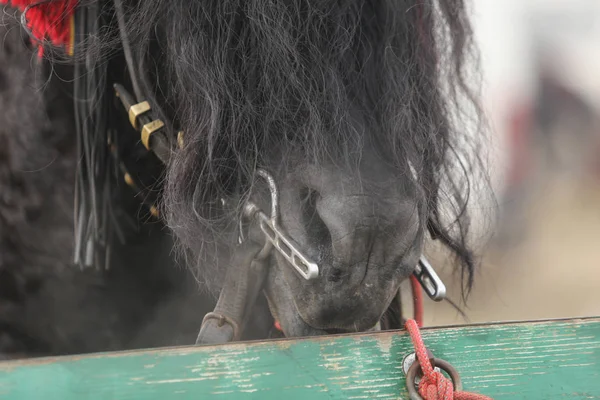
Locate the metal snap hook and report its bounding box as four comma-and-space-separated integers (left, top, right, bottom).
413, 257, 446, 301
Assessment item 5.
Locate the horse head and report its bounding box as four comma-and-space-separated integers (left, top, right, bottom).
104, 0, 489, 339
1, 0, 489, 345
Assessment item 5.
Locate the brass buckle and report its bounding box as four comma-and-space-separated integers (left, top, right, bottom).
128, 101, 151, 129
141, 119, 165, 150
177, 131, 184, 149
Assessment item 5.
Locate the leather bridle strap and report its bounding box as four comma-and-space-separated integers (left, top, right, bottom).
195, 239, 270, 345
108, 0, 443, 343
112, 0, 174, 165
110, 0, 272, 345
112, 0, 142, 101
113, 83, 172, 163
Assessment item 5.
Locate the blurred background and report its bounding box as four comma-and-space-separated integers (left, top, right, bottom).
422, 0, 600, 326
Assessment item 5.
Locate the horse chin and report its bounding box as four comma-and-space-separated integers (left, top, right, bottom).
272, 300, 382, 338
293, 302, 383, 334
263, 258, 387, 338
295, 311, 382, 336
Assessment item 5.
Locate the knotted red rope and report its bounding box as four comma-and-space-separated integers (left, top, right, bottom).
1, 0, 77, 56
405, 319, 492, 400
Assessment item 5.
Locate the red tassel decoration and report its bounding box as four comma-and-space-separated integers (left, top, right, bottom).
1, 0, 78, 56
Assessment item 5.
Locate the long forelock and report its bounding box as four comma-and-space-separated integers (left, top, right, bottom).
117, 0, 490, 295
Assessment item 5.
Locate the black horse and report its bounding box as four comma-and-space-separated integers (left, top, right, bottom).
0, 0, 490, 359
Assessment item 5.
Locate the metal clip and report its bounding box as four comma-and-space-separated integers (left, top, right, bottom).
254, 210, 319, 280
141, 119, 165, 150
413, 257, 446, 301
243, 170, 319, 280
128, 101, 151, 129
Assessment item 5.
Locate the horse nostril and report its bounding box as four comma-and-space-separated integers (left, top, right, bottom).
300, 188, 332, 252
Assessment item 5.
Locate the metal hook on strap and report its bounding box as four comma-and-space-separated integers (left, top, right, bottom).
413, 257, 446, 302
242, 169, 319, 281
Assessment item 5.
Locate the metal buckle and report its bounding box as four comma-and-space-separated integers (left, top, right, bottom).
200, 312, 241, 342
177, 131, 185, 149
128, 101, 151, 129
413, 257, 446, 301
141, 119, 165, 150
242, 170, 319, 280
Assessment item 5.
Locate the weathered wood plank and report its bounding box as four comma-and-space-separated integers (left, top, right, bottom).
0, 318, 598, 399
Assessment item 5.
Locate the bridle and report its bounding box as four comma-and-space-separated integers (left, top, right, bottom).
72, 0, 448, 344
196, 167, 447, 343
241, 169, 446, 296
242, 170, 319, 280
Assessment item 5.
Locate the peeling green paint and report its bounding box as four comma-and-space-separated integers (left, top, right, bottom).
0, 318, 598, 399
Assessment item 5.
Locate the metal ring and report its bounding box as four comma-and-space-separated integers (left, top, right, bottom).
405, 358, 463, 400
200, 312, 241, 342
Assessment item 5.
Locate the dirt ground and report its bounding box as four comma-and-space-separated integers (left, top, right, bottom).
421, 170, 600, 327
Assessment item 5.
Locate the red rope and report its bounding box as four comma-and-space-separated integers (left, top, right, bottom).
405, 319, 493, 400
409, 274, 424, 327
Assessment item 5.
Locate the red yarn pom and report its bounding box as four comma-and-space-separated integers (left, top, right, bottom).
1, 0, 78, 56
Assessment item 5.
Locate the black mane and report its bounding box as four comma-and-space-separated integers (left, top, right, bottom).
0, 0, 491, 357
110, 0, 488, 295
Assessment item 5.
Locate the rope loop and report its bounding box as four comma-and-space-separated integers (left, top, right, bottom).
404, 319, 493, 400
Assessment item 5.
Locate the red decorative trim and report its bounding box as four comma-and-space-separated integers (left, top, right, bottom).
1, 0, 78, 56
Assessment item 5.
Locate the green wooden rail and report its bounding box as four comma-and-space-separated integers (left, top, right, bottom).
0, 317, 598, 399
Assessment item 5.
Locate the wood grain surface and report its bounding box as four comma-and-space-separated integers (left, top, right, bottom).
0, 318, 598, 399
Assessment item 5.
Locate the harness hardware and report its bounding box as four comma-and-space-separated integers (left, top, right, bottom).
201, 312, 241, 342
103, 0, 447, 342
128, 101, 151, 129
141, 119, 165, 151
414, 257, 446, 302
242, 170, 319, 280
123, 172, 134, 187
